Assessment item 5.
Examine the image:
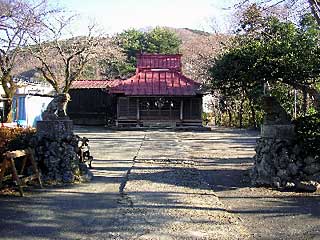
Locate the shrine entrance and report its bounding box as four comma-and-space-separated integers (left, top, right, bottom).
139, 97, 181, 121
116, 96, 202, 127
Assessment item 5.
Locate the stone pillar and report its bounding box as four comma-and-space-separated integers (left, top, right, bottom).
33, 93, 92, 184
35, 119, 92, 184
251, 123, 296, 188
261, 124, 295, 139
251, 95, 320, 191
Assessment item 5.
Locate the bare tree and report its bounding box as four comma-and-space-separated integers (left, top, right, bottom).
233, 0, 320, 24
172, 28, 229, 84
28, 14, 106, 93
182, 33, 229, 84
0, 0, 50, 122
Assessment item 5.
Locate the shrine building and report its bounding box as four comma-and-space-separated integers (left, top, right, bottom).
69, 54, 204, 128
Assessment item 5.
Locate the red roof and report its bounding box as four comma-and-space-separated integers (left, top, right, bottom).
71, 80, 120, 89
71, 54, 202, 96
136, 54, 182, 72
109, 70, 200, 96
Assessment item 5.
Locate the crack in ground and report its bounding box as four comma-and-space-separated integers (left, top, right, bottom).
118, 134, 146, 207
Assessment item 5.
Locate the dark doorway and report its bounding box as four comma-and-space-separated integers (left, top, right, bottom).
139, 97, 180, 120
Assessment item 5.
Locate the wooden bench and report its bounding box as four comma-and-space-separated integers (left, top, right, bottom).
0, 148, 42, 196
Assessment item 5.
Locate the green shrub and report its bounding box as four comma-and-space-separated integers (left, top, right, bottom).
294, 113, 320, 157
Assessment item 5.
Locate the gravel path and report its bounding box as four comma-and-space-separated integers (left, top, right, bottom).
114, 131, 249, 239
0, 127, 319, 239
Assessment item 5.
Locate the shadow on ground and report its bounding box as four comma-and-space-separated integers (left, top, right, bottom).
1, 127, 319, 239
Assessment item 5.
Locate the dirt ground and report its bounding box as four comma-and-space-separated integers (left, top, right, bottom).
189, 127, 320, 240
0, 127, 319, 239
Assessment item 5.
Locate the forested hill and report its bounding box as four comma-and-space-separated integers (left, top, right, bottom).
15, 27, 229, 83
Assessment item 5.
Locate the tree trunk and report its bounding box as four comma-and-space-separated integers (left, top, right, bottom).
302, 89, 308, 115
227, 109, 232, 127
1, 73, 16, 123
4, 98, 13, 123
248, 98, 257, 128
63, 80, 71, 93
306, 86, 320, 112
239, 98, 244, 128
288, 82, 320, 112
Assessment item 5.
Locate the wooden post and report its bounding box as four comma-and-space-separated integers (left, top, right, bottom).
9, 157, 24, 197
152, 72, 154, 94
116, 98, 119, 127
180, 99, 184, 122
136, 98, 140, 126
169, 100, 172, 120
200, 97, 203, 119
28, 148, 43, 188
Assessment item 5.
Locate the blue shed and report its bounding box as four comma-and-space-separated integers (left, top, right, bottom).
12, 95, 53, 127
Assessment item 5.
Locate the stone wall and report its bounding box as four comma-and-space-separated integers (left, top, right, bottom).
251, 124, 320, 192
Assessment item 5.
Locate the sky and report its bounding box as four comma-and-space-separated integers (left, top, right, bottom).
51, 0, 237, 35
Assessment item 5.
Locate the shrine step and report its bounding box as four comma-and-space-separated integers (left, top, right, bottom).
142, 121, 176, 128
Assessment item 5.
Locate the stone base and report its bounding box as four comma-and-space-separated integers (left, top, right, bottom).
37, 120, 73, 139
251, 136, 320, 191
261, 124, 295, 139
